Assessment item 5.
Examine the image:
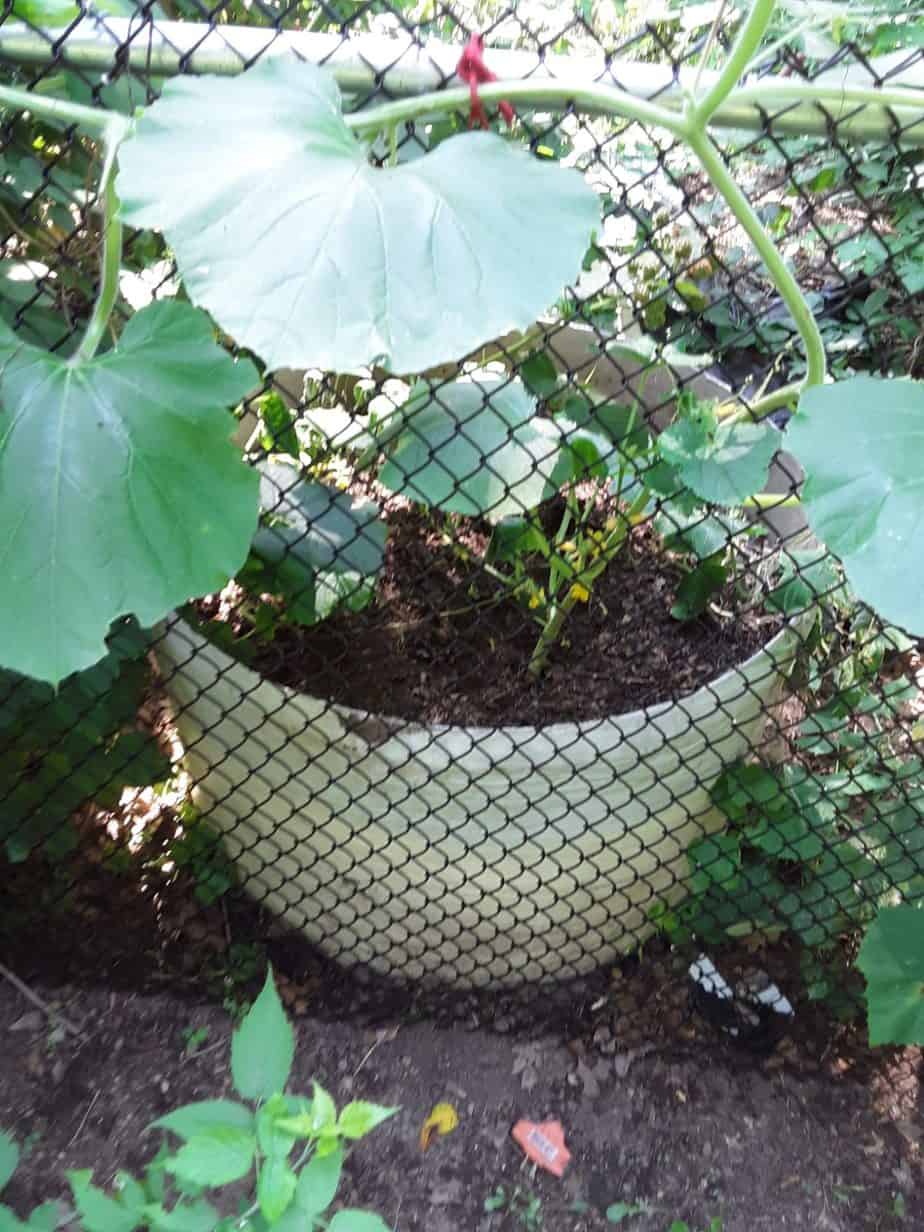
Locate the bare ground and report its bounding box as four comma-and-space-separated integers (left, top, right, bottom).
1, 978, 920, 1232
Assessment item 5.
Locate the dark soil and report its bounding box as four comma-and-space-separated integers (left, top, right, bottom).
1, 978, 920, 1232
0, 799, 899, 1067
3, 805, 921, 1230
199, 505, 781, 726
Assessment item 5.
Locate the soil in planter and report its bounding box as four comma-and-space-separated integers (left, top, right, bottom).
195, 503, 784, 726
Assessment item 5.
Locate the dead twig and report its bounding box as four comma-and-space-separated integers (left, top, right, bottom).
66, 1089, 100, 1149
351, 1025, 400, 1081
0, 961, 82, 1038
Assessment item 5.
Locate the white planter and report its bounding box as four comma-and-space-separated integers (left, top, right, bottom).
158, 617, 801, 989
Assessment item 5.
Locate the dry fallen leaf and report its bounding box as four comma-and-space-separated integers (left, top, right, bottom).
420, 1102, 459, 1151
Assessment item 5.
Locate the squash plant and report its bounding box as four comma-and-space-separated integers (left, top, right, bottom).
0, 0, 921, 1038
1, 0, 922, 690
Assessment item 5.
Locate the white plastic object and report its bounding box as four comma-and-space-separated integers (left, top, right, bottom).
158, 615, 802, 989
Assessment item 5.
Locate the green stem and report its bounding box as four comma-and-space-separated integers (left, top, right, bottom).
72, 141, 123, 364
0, 82, 124, 140
690, 0, 777, 125
346, 80, 689, 142
685, 127, 827, 390
718, 381, 802, 424
527, 486, 648, 678
732, 82, 924, 115
547, 493, 577, 597
0, 82, 130, 364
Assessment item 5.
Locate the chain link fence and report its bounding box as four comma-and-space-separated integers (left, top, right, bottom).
1, 0, 923, 1052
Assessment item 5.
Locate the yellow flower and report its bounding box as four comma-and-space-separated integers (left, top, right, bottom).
528, 590, 544, 609
570, 583, 590, 603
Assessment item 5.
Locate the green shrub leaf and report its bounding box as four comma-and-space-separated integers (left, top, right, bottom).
25, 1203, 62, 1232
765, 547, 846, 614
520, 352, 560, 398
141, 1201, 219, 1232
256, 1097, 297, 1160
294, 1145, 343, 1219
66, 1171, 140, 1232
231, 969, 295, 1100
0, 301, 259, 684
257, 1156, 298, 1225
258, 392, 300, 459
688, 834, 741, 895
670, 557, 728, 621
117, 57, 598, 374
0, 1134, 18, 1193
0, 1208, 26, 1232
336, 1101, 399, 1140
164, 1128, 257, 1188
309, 1083, 338, 1135
149, 1100, 254, 1141
658, 415, 777, 507
788, 376, 924, 635
857, 904, 924, 1046
657, 503, 747, 560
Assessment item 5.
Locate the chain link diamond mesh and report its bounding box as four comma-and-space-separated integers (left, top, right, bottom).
1, 0, 923, 1052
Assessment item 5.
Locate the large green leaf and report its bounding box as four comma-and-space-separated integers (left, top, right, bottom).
117, 57, 598, 374
377, 380, 567, 521
0, 301, 259, 684
247, 463, 385, 625
787, 376, 924, 635
857, 904, 924, 1045
256, 464, 385, 578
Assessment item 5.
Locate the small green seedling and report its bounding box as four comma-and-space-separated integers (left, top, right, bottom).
484, 1184, 544, 1230
0, 970, 396, 1231
606, 1199, 652, 1223
181, 1024, 210, 1057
